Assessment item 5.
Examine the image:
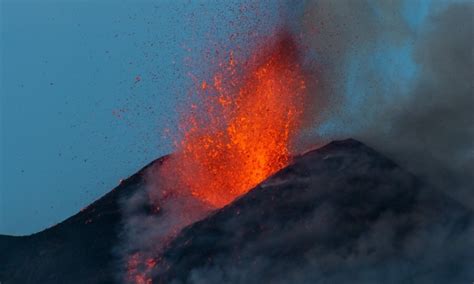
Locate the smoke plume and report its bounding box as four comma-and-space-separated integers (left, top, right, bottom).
299, 0, 474, 207
116, 158, 212, 283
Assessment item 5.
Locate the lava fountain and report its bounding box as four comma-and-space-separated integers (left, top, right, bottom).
163, 32, 307, 207
126, 31, 308, 284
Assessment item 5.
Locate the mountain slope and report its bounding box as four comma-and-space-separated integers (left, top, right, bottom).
0, 140, 472, 284
153, 139, 473, 283
0, 156, 167, 284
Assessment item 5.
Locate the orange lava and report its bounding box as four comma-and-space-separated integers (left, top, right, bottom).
127, 253, 155, 284
168, 32, 307, 207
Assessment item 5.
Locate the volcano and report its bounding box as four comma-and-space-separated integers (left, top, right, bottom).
1, 139, 473, 284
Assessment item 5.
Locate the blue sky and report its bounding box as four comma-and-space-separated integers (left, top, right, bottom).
0, 0, 282, 235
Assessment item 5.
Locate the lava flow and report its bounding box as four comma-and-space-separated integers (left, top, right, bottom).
164, 32, 307, 207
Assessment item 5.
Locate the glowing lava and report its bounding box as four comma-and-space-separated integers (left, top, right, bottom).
126, 32, 308, 284
166, 32, 307, 207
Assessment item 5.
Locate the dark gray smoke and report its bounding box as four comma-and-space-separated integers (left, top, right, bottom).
299, 0, 474, 207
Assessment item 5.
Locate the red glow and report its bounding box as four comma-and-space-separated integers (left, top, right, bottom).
145, 258, 157, 269
127, 253, 153, 284
164, 32, 307, 207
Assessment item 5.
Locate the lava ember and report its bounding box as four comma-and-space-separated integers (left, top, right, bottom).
164, 32, 307, 207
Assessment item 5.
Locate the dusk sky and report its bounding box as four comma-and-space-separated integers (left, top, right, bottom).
1, 0, 468, 235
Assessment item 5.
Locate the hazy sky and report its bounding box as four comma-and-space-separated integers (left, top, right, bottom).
0, 0, 281, 235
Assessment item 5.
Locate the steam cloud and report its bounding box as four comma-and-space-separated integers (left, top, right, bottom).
299, 0, 473, 207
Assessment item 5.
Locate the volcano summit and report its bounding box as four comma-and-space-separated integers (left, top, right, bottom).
1, 139, 473, 284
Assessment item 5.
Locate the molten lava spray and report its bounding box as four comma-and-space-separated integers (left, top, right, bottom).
125, 32, 307, 284
164, 32, 307, 207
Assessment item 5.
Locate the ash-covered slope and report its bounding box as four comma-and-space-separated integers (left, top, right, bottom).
154, 139, 473, 284
0, 156, 167, 284
1, 140, 472, 284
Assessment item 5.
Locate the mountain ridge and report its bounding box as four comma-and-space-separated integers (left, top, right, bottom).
1, 139, 472, 284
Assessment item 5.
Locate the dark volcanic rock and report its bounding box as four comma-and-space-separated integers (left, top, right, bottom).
153, 139, 474, 284
0, 140, 472, 284
0, 156, 167, 284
